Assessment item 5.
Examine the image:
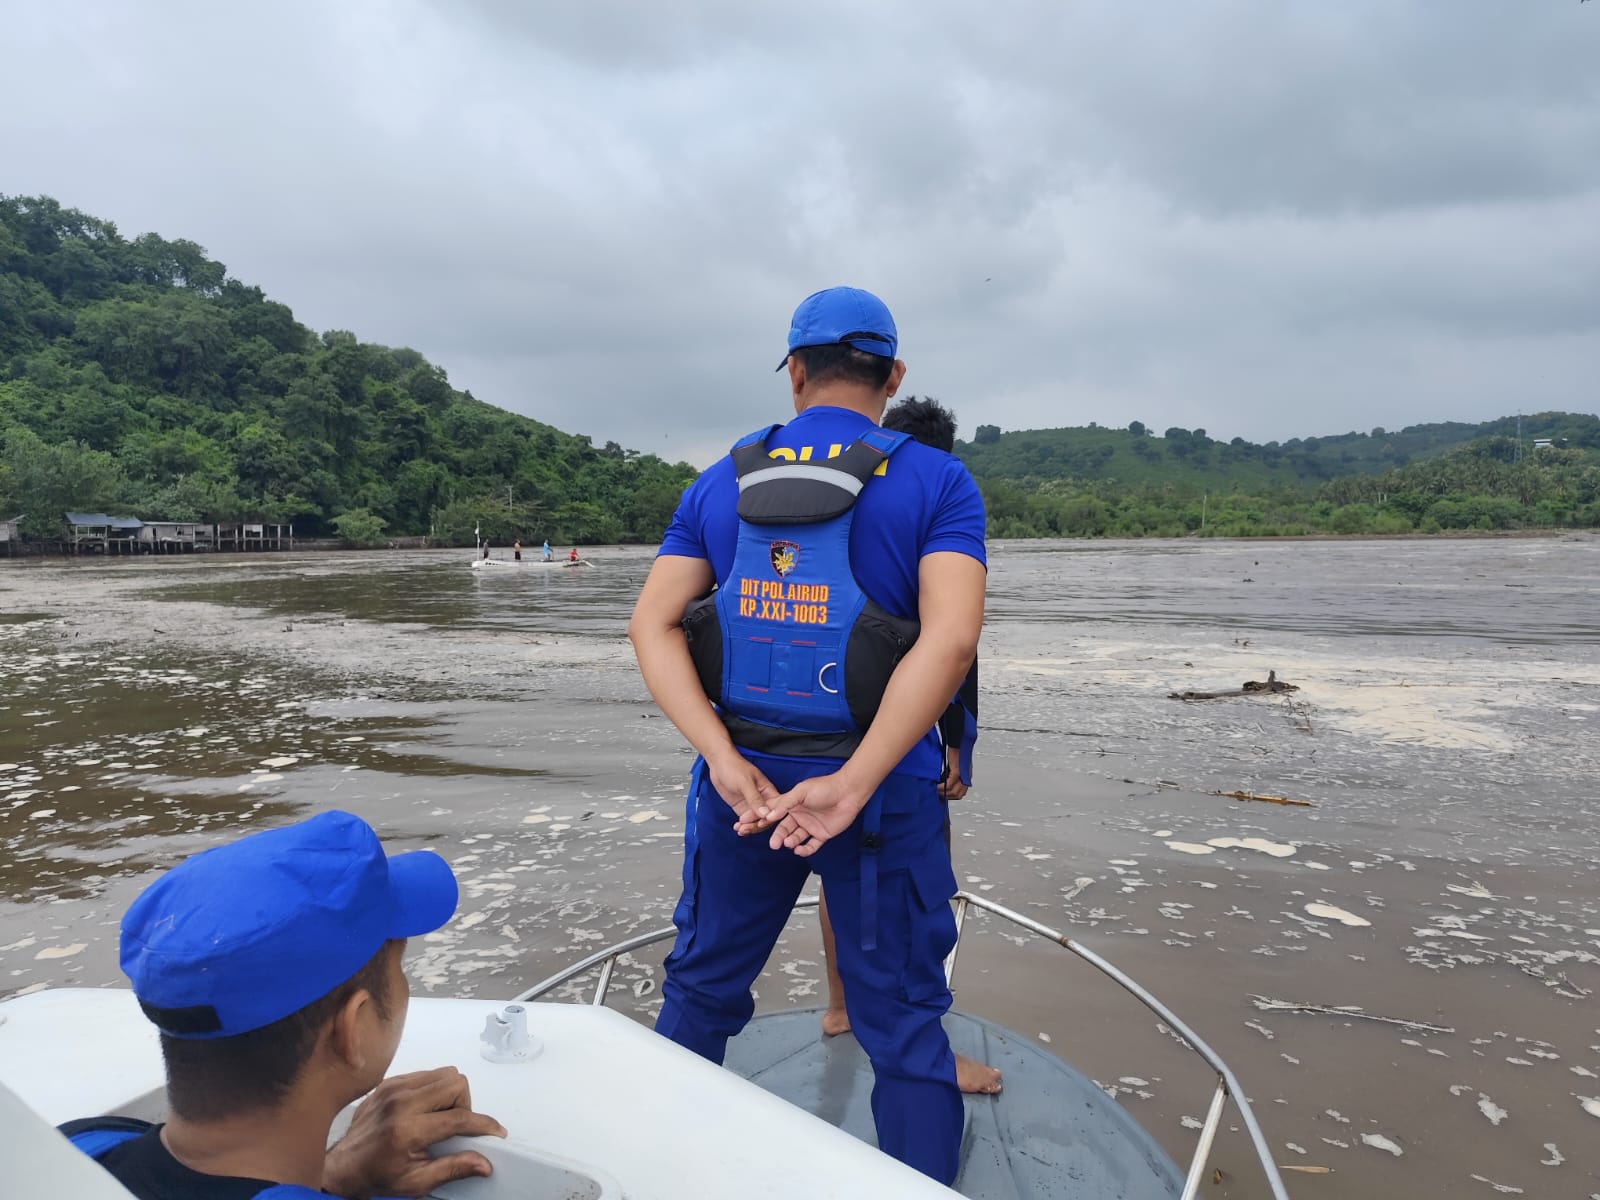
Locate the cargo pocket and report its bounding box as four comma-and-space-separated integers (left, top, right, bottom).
663, 766, 708, 965
898, 856, 959, 1004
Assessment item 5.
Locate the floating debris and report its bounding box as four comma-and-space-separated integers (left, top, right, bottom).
1468, 1176, 1523, 1195
1211, 789, 1313, 807
1249, 996, 1454, 1034
1360, 1133, 1403, 1156
1169, 669, 1299, 701
1476, 1094, 1508, 1126
1060, 877, 1094, 901
34, 943, 86, 960
1447, 882, 1503, 900
1304, 902, 1371, 927
1208, 837, 1296, 858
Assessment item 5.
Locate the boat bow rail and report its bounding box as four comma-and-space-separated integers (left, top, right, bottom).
516, 891, 1292, 1200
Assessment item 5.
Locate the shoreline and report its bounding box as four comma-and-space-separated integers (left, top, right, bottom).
2, 524, 1592, 568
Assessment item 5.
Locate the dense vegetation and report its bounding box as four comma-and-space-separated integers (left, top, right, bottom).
0, 194, 697, 544
959, 413, 1600, 492
974, 431, 1600, 538
3, 193, 1594, 548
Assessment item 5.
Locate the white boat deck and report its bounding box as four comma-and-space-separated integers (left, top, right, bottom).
0, 987, 957, 1199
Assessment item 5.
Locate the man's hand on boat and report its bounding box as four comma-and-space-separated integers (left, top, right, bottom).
322, 1067, 507, 1199
735, 770, 871, 856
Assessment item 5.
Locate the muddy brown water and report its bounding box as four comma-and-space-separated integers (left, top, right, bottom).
2, 539, 1598, 1197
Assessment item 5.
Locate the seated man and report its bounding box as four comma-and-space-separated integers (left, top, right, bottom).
62, 810, 505, 1200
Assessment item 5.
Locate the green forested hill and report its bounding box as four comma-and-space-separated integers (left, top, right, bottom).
955, 414, 1600, 492
0, 194, 696, 544
5, 193, 1595, 548
976, 436, 1600, 537
957, 415, 1600, 537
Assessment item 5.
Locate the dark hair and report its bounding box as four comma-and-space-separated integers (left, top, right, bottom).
160, 940, 399, 1121
793, 342, 894, 390
881, 396, 957, 453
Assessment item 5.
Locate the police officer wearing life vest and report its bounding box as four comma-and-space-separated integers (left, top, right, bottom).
61, 811, 506, 1199
628, 286, 986, 1185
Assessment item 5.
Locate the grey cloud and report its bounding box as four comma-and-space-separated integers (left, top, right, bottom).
2, 0, 1596, 463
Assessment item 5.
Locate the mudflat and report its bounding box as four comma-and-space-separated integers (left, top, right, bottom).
3, 537, 1597, 1198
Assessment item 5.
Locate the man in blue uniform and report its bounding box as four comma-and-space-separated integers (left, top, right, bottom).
628, 287, 986, 1185
62, 811, 506, 1199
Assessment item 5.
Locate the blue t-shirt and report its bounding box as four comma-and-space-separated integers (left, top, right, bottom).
659, 405, 987, 779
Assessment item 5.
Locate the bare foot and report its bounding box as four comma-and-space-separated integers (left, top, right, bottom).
820, 1007, 851, 1037
956, 1054, 1003, 1095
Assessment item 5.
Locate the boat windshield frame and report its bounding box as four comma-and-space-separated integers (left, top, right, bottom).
515, 890, 1291, 1200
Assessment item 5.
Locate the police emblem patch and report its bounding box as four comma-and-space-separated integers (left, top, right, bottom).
770, 540, 800, 577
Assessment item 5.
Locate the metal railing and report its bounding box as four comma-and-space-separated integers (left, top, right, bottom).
515, 891, 1290, 1200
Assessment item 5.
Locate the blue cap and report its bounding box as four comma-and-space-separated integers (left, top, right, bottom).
120, 811, 458, 1039
776, 286, 898, 370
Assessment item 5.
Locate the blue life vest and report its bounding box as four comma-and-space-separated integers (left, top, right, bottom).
683, 424, 919, 759
60, 1118, 328, 1199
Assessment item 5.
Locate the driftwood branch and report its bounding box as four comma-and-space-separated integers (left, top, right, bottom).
1248, 995, 1454, 1034
1211, 790, 1314, 807
1170, 670, 1300, 702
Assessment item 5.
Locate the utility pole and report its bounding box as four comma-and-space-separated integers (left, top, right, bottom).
1201, 490, 1208, 532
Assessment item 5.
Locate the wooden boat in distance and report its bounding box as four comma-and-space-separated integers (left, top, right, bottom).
470, 556, 592, 570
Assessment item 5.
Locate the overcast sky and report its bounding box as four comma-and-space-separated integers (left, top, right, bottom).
5, 1, 1598, 466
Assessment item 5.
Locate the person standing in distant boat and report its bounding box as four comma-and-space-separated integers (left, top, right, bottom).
481, 542, 490, 560
543, 540, 553, 562
513, 539, 523, 562
569, 548, 579, 563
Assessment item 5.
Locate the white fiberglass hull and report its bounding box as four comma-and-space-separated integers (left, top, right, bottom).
0, 988, 956, 1200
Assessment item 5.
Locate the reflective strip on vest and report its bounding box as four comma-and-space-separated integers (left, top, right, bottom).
737, 464, 866, 495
